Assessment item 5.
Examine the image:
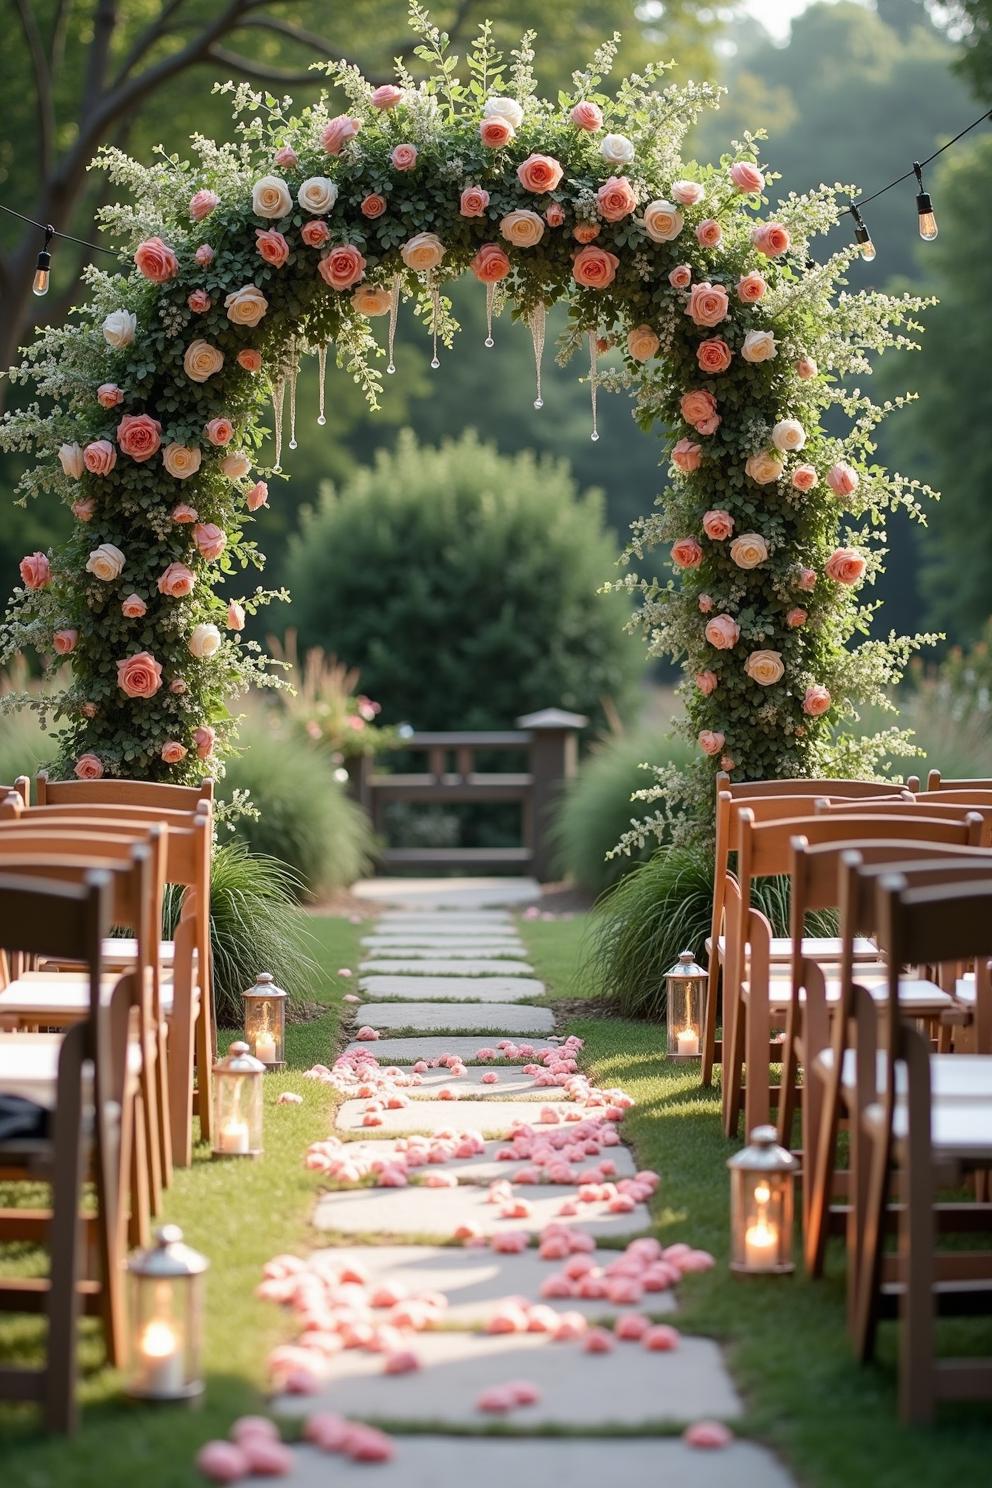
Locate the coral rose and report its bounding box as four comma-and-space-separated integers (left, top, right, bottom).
745, 451, 784, 485
83, 440, 116, 476
352, 284, 393, 317
161, 741, 188, 765
517, 153, 564, 193
121, 594, 147, 618
673, 180, 706, 205
246, 481, 269, 511
157, 562, 195, 598
74, 753, 104, 780
194, 725, 216, 759
189, 189, 219, 221
745, 649, 785, 686
187, 289, 211, 313
696, 670, 718, 696
470, 245, 511, 283
672, 538, 703, 569
672, 438, 702, 474
681, 389, 720, 434
545, 202, 565, 227
737, 271, 767, 303
162, 443, 202, 480
601, 133, 635, 164
188, 623, 221, 659
627, 324, 660, 361
103, 309, 136, 348
570, 100, 603, 131
298, 177, 338, 215
117, 414, 162, 462
360, 194, 387, 219
19, 552, 50, 589
827, 461, 859, 497
97, 383, 124, 409
686, 281, 729, 327
72, 497, 96, 522
792, 466, 818, 492
699, 730, 725, 757
117, 651, 163, 698
171, 503, 198, 523
669, 264, 692, 289
391, 143, 418, 171
372, 84, 403, 109
400, 233, 445, 273
227, 601, 246, 631
697, 338, 733, 374
702, 510, 734, 541
696, 218, 723, 248
134, 236, 178, 283
825, 548, 866, 585
772, 419, 806, 453
741, 329, 777, 364
183, 340, 224, 382
236, 350, 261, 375
256, 229, 289, 267
480, 117, 514, 148
500, 211, 545, 249
318, 245, 367, 290
484, 96, 524, 128
194, 522, 226, 560
730, 533, 769, 568
301, 220, 330, 247
796, 355, 818, 379
195, 244, 214, 267
786, 607, 808, 628
597, 176, 638, 222
731, 161, 765, 194
752, 221, 791, 257
705, 614, 740, 650
572, 245, 620, 288
573, 222, 600, 244
251, 175, 292, 217
797, 567, 817, 592
225, 286, 268, 328
642, 200, 684, 242
803, 684, 832, 716
205, 418, 234, 447
86, 544, 125, 582
460, 186, 490, 217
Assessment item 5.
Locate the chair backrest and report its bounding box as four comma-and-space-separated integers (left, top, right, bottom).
815, 796, 992, 846
2, 796, 210, 829
0, 777, 29, 805
0, 869, 112, 1037
35, 773, 214, 810
925, 770, 992, 793
737, 809, 981, 888
912, 789, 992, 809
715, 773, 902, 801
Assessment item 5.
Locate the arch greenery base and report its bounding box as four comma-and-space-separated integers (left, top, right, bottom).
0, 8, 935, 827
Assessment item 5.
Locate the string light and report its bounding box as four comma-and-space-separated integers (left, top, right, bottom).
32, 225, 54, 297
849, 204, 876, 263
913, 161, 938, 241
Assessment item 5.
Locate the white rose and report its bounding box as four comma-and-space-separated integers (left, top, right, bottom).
745, 451, 785, 485
400, 233, 446, 273
220, 451, 252, 480
600, 132, 634, 164
729, 532, 769, 569
103, 309, 136, 349
484, 96, 524, 129
224, 284, 268, 328
162, 443, 202, 480
745, 649, 785, 687
183, 340, 225, 383
188, 623, 222, 660
59, 442, 84, 478
641, 200, 684, 243
499, 209, 545, 248
298, 177, 339, 215
86, 543, 126, 582
772, 418, 806, 452
251, 174, 292, 218
741, 329, 778, 364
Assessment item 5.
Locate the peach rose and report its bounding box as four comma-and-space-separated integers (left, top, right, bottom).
573, 222, 601, 244
251, 175, 292, 217
195, 244, 214, 267
187, 289, 211, 313
772, 419, 806, 453
745, 649, 785, 686
696, 670, 718, 696
686, 281, 729, 328
730, 532, 769, 568
736, 271, 766, 303
572, 244, 620, 289
352, 284, 393, 317
171, 503, 198, 523
205, 418, 234, 447
121, 594, 147, 618
162, 443, 202, 480
227, 601, 246, 631
698, 594, 714, 614
224, 285, 268, 327
83, 439, 117, 476
361, 193, 387, 219
74, 753, 104, 780
699, 729, 725, 757
157, 562, 195, 598
194, 522, 226, 560
752, 221, 791, 257
372, 84, 403, 109
390, 143, 418, 171
796, 355, 818, 379
256, 229, 290, 267
786, 607, 807, 628
669, 264, 692, 289
97, 383, 124, 409
86, 543, 125, 582
318, 245, 367, 290
720, 753, 736, 772
705, 614, 740, 649
134, 236, 178, 283
792, 465, 818, 492
237, 349, 262, 373
672, 438, 702, 473
825, 548, 866, 585
117, 413, 162, 463
400, 233, 445, 273
246, 481, 269, 511
189, 189, 220, 221
194, 725, 216, 759
274, 145, 299, 168
627, 324, 660, 361
183, 340, 225, 382
570, 100, 603, 131
695, 218, 723, 248
672, 537, 703, 569
19, 551, 50, 589
741, 329, 777, 364
642, 200, 684, 242
161, 741, 188, 765
797, 567, 817, 592
545, 202, 565, 227
681, 389, 718, 431
117, 650, 163, 699
460, 186, 490, 218
827, 461, 859, 497
803, 684, 832, 717
297, 177, 338, 215
169, 678, 187, 695
466, 245, 509, 286
72, 497, 96, 522
188, 623, 221, 659
672, 180, 706, 206
500, 211, 545, 249
697, 338, 733, 374
301, 220, 330, 248
731, 161, 765, 194
479, 117, 514, 148
702, 510, 734, 541
320, 116, 360, 155
745, 451, 784, 485
102, 309, 136, 348
596, 176, 638, 222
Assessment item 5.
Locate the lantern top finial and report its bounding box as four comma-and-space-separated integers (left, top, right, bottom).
213, 1040, 266, 1076
727, 1125, 798, 1173
665, 949, 704, 977
244, 970, 286, 998
131, 1224, 209, 1277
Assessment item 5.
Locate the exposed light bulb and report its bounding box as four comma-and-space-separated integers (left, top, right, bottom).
913, 163, 938, 242
32, 250, 51, 297
850, 205, 875, 263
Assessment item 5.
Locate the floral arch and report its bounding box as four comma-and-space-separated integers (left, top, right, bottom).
0, 10, 933, 821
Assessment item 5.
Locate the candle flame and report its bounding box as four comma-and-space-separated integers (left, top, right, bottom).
141, 1319, 177, 1359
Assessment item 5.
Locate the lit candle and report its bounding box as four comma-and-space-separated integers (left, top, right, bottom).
677, 1028, 700, 1057
744, 1219, 779, 1269
219, 1118, 249, 1154
254, 1030, 277, 1063
139, 1319, 183, 1397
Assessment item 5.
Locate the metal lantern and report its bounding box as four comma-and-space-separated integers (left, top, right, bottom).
665, 950, 706, 1058
125, 1225, 208, 1401
211, 1041, 265, 1158
243, 971, 287, 1070
727, 1125, 799, 1275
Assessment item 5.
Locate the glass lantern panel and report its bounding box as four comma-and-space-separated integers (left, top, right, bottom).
128, 1274, 202, 1397
730, 1169, 794, 1272
213, 1071, 264, 1154
245, 995, 284, 1064
666, 974, 705, 1056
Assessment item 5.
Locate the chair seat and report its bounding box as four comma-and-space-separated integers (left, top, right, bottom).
864, 1097, 992, 1161
715, 933, 878, 962
746, 973, 952, 1016
102, 936, 175, 967
815, 1048, 992, 1099
0, 1033, 141, 1109
0, 973, 174, 1017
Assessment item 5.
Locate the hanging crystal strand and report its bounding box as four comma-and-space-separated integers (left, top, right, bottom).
429, 279, 441, 369
271, 376, 285, 471
485, 282, 496, 348
316, 344, 328, 426
529, 301, 546, 409
386, 274, 401, 374
588, 330, 600, 442
287, 338, 300, 450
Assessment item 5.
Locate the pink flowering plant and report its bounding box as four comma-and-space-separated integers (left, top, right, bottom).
267, 633, 396, 761
0, 8, 936, 810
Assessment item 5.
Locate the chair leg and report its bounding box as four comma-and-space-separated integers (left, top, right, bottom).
744, 990, 770, 1136
852, 1120, 891, 1363
195, 985, 213, 1145
723, 987, 745, 1139
128, 1091, 151, 1251
166, 995, 196, 1170
155, 1016, 173, 1189
702, 951, 721, 1088
900, 1075, 937, 1424
43, 1026, 86, 1434
139, 1032, 164, 1215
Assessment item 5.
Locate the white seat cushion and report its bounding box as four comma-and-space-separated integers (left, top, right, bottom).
865, 1097, 992, 1161
815, 1048, 992, 1100
0, 972, 173, 1016
749, 972, 952, 1015
102, 936, 175, 966
0, 1033, 141, 1109
718, 934, 877, 962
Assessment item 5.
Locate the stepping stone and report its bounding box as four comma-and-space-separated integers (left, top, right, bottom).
359, 976, 545, 1002
285, 1439, 792, 1488
338, 1139, 638, 1184
276, 1329, 740, 1427
336, 1098, 573, 1135
360, 960, 536, 977
307, 1244, 675, 1321
344, 1036, 562, 1063
376, 913, 514, 929
313, 1183, 650, 1240
357, 1003, 555, 1034
362, 940, 528, 956
402, 1068, 548, 1098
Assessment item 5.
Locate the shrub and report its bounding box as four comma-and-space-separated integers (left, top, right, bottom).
551, 725, 693, 895
284, 430, 643, 733
0, 708, 51, 789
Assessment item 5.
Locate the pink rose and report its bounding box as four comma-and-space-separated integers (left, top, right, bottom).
672, 180, 706, 206
117, 413, 162, 463
321, 115, 360, 155
372, 83, 403, 109
246, 481, 269, 512
19, 552, 50, 589
730, 161, 765, 194
189, 189, 220, 221
301, 220, 330, 248
194, 725, 216, 760
705, 614, 740, 650
517, 153, 564, 193
827, 461, 859, 497
274, 145, 299, 169
792, 465, 818, 492
796, 355, 818, 379
572, 245, 620, 289
256, 229, 289, 267
121, 594, 147, 618
671, 537, 703, 569
702, 509, 734, 541
797, 567, 817, 592
169, 678, 187, 696
470, 244, 511, 284
134, 236, 178, 282
697, 338, 733, 374
460, 186, 490, 218
205, 418, 234, 447
803, 685, 832, 717
480, 117, 514, 148
161, 740, 188, 765
681, 389, 718, 432
195, 244, 214, 267
227, 601, 246, 631
545, 202, 565, 227
698, 729, 725, 757
752, 222, 791, 257
571, 101, 603, 131
825, 548, 866, 585
573, 222, 601, 244
736, 271, 767, 303
596, 176, 638, 222
117, 651, 163, 699
171, 503, 198, 524
390, 143, 418, 171
83, 439, 117, 476
53, 628, 78, 655
720, 754, 735, 772
696, 670, 718, 696
72, 497, 96, 522
194, 522, 226, 561
786, 607, 807, 628
672, 438, 702, 474
238, 349, 262, 372
97, 383, 124, 408
360, 194, 387, 219
698, 594, 714, 614
318, 244, 366, 291
669, 264, 692, 289
695, 218, 723, 248
187, 289, 211, 313
80, 701, 98, 719
74, 753, 104, 781
686, 281, 729, 327
157, 562, 195, 598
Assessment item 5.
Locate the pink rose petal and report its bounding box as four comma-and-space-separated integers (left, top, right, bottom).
683, 1421, 734, 1450
643, 1324, 681, 1352
240, 1438, 293, 1476
583, 1326, 615, 1354
196, 1442, 249, 1482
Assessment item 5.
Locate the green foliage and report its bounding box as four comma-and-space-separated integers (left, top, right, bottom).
287, 429, 643, 732
551, 724, 693, 894
0, 706, 51, 787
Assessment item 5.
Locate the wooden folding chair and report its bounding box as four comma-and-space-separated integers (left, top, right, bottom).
0, 776, 29, 804
817, 795, 992, 846
923, 770, 992, 793
35, 772, 213, 811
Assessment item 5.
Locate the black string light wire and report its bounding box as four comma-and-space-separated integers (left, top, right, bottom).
0, 200, 125, 296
